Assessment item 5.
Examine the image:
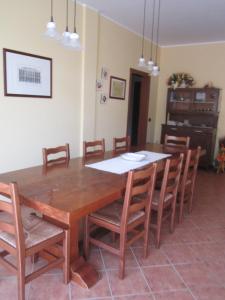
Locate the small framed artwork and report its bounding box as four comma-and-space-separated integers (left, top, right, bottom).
3, 48, 52, 98
101, 67, 109, 80
100, 93, 107, 104
109, 76, 126, 100
195, 91, 206, 102
96, 79, 103, 91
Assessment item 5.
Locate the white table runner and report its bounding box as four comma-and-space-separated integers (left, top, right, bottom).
85, 151, 171, 175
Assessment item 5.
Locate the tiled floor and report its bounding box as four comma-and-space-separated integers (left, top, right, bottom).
1, 170, 225, 299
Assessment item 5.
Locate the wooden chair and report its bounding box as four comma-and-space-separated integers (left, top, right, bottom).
113, 136, 131, 155
0, 182, 70, 300
83, 139, 105, 159
178, 146, 201, 223
164, 134, 190, 149
42, 143, 70, 166
151, 154, 183, 248
84, 163, 157, 279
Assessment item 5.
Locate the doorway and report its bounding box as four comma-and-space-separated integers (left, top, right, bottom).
127, 68, 150, 146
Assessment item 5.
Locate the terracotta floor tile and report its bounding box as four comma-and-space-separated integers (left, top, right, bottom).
175, 262, 219, 288
162, 244, 199, 264
142, 265, 186, 292
189, 243, 225, 263
0, 277, 30, 300
29, 274, 69, 300
70, 271, 111, 299
132, 247, 169, 266
190, 286, 225, 300
114, 295, 154, 300
153, 290, 194, 300
87, 249, 104, 271
101, 248, 138, 270
107, 268, 150, 296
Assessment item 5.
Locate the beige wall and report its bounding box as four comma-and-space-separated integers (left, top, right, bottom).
94, 17, 158, 150
0, 0, 157, 173
0, 0, 83, 173
155, 43, 225, 154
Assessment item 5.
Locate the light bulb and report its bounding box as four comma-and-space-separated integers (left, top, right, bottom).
138, 56, 146, 67
151, 65, 160, 77
147, 59, 154, 71
45, 21, 57, 38
61, 30, 71, 46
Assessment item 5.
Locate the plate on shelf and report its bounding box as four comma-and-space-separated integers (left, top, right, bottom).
120, 152, 146, 162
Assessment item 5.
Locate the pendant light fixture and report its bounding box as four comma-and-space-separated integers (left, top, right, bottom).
45, 0, 58, 38
147, 0, 156, 72
151, 0, 161, 77
69, 0, 81, 49
61, 0, 71, 46
138, 0, 147, 67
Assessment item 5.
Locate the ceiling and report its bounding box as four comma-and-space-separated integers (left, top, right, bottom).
78, 0, 225, 46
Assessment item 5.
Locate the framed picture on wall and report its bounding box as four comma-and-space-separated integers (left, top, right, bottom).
3, 48, 52, 98
109, 76, 126, 100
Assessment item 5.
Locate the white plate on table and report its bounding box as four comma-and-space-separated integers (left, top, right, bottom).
120, 152, 146, 162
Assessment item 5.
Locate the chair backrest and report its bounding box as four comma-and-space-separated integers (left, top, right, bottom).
159, 153, 184, 205
113, 136, 131, 155
42, 143, 70, 166
181, 146, 201, 191
164, 134, 190, 149
0, 182, 24, 255
83, 139, 105, 159
121, 163, 157, 228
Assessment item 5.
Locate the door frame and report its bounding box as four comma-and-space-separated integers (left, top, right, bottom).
127, 68, 150, 146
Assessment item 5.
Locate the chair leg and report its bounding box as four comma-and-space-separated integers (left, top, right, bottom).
18, 257, 26, 300
170, 200, 177, 233
84, 216, 90, 259
119, 234, 126, 279
156, 209, 163, 248
178, 192, 185, 224
63, 230, 70, 284
188, 191, 194, 213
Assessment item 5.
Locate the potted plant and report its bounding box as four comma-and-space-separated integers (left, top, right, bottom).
167, 73, 195, 89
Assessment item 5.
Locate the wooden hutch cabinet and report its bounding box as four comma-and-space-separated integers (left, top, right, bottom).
161, 87, 220, 168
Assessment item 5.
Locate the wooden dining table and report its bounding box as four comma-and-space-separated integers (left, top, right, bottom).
0, 143, 205, 288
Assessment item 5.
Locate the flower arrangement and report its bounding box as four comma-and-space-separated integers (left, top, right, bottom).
216, 143, 225, 173
167, 73, 195, 89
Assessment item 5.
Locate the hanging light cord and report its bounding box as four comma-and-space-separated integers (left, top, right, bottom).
141, 0, 147, 57
66, 0, 69, 31
155, 0, 161, 64
50, 0, 53, 21
73, 0, 77, 32
150, 0, 156, 60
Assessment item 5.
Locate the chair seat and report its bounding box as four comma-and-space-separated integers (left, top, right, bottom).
91, 201, 145, 226
0, 206, 63, 249
152, 190, 173, 206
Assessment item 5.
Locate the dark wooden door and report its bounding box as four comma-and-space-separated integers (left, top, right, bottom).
127, 68, 150, 146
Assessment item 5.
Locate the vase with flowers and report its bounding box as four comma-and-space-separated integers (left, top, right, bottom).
167, 73, 195, 89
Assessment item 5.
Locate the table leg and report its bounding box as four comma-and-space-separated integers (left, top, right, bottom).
70, 219, 99, 288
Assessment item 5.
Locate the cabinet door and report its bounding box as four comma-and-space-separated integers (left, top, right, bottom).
190, 129, 213, 168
